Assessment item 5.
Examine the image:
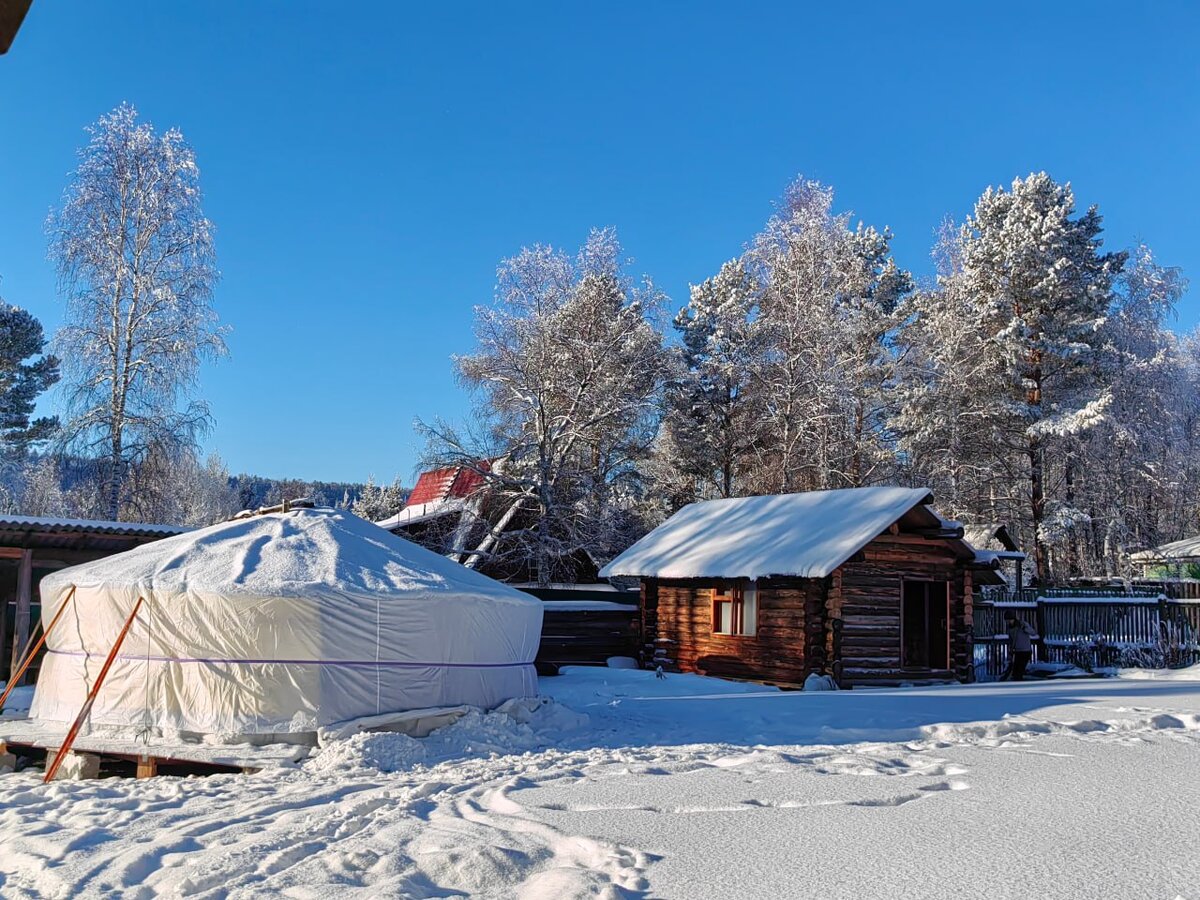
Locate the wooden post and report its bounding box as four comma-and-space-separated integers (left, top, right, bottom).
136, 755, 157, 778
9, 550, 32, 685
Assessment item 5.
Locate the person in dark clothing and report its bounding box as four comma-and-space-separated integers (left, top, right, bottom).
1002, 611, 1037, 681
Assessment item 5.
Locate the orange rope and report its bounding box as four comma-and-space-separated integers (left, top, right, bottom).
43, 596, 144, 783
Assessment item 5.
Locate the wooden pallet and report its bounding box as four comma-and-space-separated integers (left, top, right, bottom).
0, 718, 311, 780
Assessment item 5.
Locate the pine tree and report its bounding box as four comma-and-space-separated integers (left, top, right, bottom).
932, 173, 1125, 579
666, 259, 762, 498
0, 300, 60, 462
352, 475, 406, 522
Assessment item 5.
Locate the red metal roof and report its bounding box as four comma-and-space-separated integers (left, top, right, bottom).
404, 462, 490, 507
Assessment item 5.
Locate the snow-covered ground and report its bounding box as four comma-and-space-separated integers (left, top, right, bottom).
2, 668, 1199, 899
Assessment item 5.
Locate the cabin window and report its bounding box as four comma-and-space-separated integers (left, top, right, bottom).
712, 580, 757, 636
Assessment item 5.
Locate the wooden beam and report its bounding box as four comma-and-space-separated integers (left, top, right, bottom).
10, 550, 32, 684
0, 547, 25, 560
0, 0, 32, 55
136, 755, 158, 778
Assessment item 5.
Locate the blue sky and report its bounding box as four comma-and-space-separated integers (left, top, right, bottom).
1, 2, 1197, 484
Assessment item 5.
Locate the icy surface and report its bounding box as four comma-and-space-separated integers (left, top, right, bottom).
600, 486, 934, 579
1, 666, 1199, 898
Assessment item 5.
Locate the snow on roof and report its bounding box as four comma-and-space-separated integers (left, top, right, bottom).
0, 514, 185, 537
1130, 535, 1200, 563
963, 524, 1021, 554
599, 487, 936, 581
969, 548, 1026, 565
44, 507, 535, 606
376, 498, 466, 531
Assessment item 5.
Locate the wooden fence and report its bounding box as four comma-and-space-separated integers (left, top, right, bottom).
973, 594, 1200, 680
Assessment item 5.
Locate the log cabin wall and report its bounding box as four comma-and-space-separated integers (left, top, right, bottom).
648, 577, 823, 685
835, 535, 973, 687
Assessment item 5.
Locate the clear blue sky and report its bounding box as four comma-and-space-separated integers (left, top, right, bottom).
1, 2, 1197, 485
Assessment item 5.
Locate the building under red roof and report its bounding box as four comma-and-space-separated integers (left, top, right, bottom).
404, 462, 491, 507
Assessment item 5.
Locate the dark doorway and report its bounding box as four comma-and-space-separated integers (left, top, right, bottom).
901, 580, 948, 669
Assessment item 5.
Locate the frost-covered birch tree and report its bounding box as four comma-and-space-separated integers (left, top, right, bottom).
47, 104, 226, 520
1068, 245, 1193, 574
424, 228, 667, 583
747, 178, 910, 491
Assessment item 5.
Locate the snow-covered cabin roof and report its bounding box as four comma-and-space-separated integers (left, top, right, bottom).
1130, 535, 1200, 564
600, 487, 960, 581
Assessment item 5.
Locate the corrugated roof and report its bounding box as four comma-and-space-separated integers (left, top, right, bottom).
405, 463, 490, 507
0, 514, 185, 537
599, 487, 937, 580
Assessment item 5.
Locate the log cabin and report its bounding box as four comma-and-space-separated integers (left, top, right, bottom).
599, 487, 1004, 688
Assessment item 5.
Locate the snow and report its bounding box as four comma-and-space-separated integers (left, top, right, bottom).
1130, 534, 1200, 563
600, 486, 935, 579
43, 506, 529, 604
375, 498, 467, 531
971, 548, 1025, 565
1038, 594, 1164, 604
1, 666, 1199, 898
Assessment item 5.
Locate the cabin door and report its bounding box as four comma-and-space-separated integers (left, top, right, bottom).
901, 580, 949, 670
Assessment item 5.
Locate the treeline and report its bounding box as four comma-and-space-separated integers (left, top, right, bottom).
0, 452, 372, 526
431, 174, 1197, 583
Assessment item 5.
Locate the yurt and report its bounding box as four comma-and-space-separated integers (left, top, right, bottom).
28, 505, 542, 740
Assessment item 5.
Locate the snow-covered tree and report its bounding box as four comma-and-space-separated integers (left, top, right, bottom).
894, 222, 1009, 514
352, 475, 406, 522
1068, 245, 1193, 574
120, 445, 239, 526
425, 228, 667, 583
952, 174, 1124, 579
665, 259, 762, 498
18, 456, 68, 517
747, 178, 911, 491
47, 104, 226, 520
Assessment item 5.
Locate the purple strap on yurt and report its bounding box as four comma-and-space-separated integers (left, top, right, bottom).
46, 649, 535, 668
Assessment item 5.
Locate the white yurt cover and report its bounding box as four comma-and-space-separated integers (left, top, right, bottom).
29, 507, 542, 736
